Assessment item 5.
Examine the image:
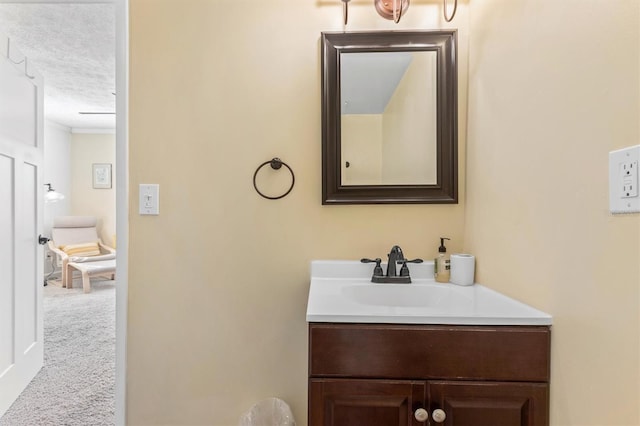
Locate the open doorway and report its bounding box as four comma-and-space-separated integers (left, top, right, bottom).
0, 1, 127, 424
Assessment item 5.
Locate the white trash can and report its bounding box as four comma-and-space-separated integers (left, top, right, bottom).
239, 397, 296, 426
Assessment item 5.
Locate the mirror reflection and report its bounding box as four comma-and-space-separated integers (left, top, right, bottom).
340, 51, 437, 186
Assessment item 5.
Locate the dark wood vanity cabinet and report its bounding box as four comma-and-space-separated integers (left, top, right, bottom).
428, 380, 549, 426
308, 323, 551, 426
310, 379, 426, 426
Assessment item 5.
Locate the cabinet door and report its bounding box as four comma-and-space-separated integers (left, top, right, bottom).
428, 381, 549, 426
309, 379, 427, 426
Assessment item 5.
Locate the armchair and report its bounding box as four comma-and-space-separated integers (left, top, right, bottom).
48, 216, 116, 289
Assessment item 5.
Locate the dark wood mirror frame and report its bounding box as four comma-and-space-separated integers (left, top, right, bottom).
321, 30, 458, 204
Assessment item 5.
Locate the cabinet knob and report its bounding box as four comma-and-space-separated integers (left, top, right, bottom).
414, 408, 429, 422
432, 408, 447, 423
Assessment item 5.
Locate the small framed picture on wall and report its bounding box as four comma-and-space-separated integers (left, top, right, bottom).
93, 163, 112, 189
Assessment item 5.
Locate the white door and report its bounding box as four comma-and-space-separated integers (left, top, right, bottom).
0, 36, 45, 417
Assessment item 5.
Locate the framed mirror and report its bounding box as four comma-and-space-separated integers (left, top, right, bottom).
321, 31, 458, 204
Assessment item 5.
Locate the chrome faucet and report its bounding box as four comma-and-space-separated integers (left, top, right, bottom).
361, 245, 423, 283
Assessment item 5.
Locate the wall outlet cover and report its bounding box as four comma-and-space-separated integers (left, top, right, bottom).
609, 145, 640, 214
139, 184, 159, 215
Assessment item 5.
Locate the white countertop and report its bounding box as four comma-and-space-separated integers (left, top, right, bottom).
306, 260, 552, 326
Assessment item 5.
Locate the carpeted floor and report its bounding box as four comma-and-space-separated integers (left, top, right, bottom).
0, 279, 116, 426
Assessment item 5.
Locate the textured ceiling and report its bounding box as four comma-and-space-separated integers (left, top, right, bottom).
0, 3, 115, 130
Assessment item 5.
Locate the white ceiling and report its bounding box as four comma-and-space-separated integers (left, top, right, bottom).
0, 3, 115, 130
341, 52, 412, 115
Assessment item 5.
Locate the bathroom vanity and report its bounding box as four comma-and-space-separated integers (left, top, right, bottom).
306, 261, 552, 426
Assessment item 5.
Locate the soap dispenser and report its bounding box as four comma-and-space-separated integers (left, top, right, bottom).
434, 237, 451, 283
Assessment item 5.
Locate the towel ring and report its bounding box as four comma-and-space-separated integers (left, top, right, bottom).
253, 158, 295, 200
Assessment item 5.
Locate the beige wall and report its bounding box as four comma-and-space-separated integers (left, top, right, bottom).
70, 132, 116, 246
382, 52, 437, 184
128, 1, 467, 424
465, 0, 640, 425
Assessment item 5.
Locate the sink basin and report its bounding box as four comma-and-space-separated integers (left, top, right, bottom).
306, 260, 552, 325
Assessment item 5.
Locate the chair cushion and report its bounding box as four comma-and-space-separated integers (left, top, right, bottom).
60, 242, 101, 257
52, 228, 100, 247
53, 216, 97, 228
51, 216, 100, 247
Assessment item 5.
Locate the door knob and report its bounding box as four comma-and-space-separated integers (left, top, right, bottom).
414, 408, 428, 422
432, 408, 447, 423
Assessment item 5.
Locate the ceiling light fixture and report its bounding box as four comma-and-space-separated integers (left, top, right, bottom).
44, 183, 65, 204
341, 0, 457, 25
374, 0, 409, 23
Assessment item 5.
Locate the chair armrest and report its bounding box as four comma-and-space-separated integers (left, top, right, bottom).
98, 242, 116, 255
47, 241, 69, 261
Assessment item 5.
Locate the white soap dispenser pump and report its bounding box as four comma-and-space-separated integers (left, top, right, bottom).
434, 237, 451, 283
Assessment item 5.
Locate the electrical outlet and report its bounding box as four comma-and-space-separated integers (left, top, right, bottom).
621, 160, 638, 198
609, 145, 640, 214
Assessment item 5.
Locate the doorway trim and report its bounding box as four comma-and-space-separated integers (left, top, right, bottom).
114, 0, 128, 424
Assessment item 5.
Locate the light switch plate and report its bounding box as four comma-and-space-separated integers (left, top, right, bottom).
139, 184, 159, 215
609, 145, 640, 214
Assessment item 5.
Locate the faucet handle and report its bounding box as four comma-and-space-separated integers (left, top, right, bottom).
400, 258, 422, 276
361, 258, 384, 276
399, 260, 410, 277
